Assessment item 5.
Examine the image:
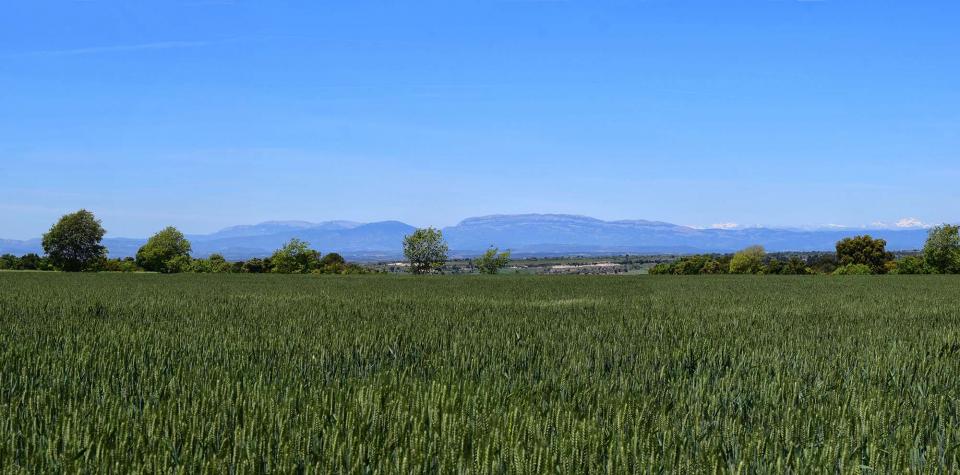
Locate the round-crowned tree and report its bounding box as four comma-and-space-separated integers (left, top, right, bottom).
474, 247, 511, 274
136, 227, 193, 273
835, 235, 893, 274
923, 224, 960, 274
42, 209, 107, 272
270, 238, 321, 274
728, 245, 766, 274
403, 227, 448, 274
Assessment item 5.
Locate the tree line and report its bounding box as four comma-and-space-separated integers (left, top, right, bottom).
12, 209, 956, 276
1, 210, 514, 275
649, 226, 960, 275
0, 210, 368, 274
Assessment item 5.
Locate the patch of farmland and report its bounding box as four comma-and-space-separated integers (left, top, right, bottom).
1, 273, 959, 472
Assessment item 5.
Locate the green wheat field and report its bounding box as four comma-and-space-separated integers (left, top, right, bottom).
1, 273, 959, 472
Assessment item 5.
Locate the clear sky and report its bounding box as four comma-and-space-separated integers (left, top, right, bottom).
2, 1, 958, 239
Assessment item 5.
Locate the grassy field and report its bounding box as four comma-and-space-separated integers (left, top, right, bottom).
1, 273, 959, 472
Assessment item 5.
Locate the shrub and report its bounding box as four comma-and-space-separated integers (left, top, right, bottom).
271, 239, 321, 274
241, 258, 269, 273
892, 256, 929, 275
136, 227, 193, 273
729, 246, 766, 274
474, 247, 511, 274
833, 264, 873, 275
923, 225, 960, 274
836, 235, 893, 274
648, 255, 728, 275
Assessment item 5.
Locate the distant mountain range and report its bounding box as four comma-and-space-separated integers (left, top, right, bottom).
0, 214, 937, 261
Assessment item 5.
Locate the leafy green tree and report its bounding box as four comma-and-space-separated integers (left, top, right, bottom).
207, 254, 233, 273
0, 254, 17, 270
189, 259, 210, 273
42, 209, 107, 272
765, 259, 784, 275
673, 256, 703, 275
806, 254, 838, 275
312, 252, 347, 274
403, 227, 448, 274
320, 252, 345, 270
835, 235, 893, 274
166, 255, 194, 274
729, 246, 766, 274
270, 239, 321, 274
474, 247, 511, 274
781, 257, 811, 275
892, 255, 929, 275
320, 253, 345, 267
230, 261, 245, 273
700, 259, 725, 274
189, 254, 232, 273
136, 227, 193, 273
241, 258, 268, 273
18, 253, 43, 271
923, 224, 960, 274
648, 263, 671, 275
649, 254, 729, 275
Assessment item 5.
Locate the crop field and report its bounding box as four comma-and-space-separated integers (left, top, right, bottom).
1, 273, 959, 472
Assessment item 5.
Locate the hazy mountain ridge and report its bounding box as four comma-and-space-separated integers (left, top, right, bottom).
0, 214, 936, 261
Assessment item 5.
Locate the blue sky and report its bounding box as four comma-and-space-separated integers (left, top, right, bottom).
1, 1, 958, 239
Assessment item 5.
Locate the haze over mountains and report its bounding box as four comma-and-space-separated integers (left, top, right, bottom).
0, 214, 937, 261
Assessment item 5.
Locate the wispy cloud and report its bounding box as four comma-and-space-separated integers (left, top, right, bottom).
14, 40, 218, 58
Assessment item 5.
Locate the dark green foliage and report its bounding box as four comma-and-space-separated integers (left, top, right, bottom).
648, 254, 729, 275
0, 254, 16, 270
319, 252, 345, 267
190, 253, 233, 273
270, 238, 321, 274
17, 253, 46, 270
781, 256, 812, 275
0, 253, 52, 271
835, 235, 893, 274
314, 257, 372, 275
166, 255, 194, 273
807, 254, 839, 274
893, 255, 930, 275
765, 258, 784, 275
208, 253, 232, 273
99, 257, 141, 272
923, 224, 960, 274
403, 227, 449, 274
766, 256, 811, 275
136, 227, 193, 273
2, 274, 960, 472
241, 258, 269, 273
41, 209, 107, 271
832, 263, 873, 275
651, 252, 813, 276
474, 247, 511, 274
